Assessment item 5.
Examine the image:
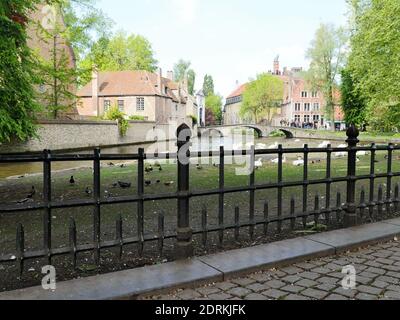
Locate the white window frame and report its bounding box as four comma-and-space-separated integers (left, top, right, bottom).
136, 97, 145, 111
104, 100, 111, 112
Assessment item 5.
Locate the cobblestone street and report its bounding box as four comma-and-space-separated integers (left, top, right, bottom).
146, 240, 400, 300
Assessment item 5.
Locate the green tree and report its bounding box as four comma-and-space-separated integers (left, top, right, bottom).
173, 59, 196, 95
240, 74, 284, 124
61, 0, 111, 61
80, 31, 158, 83
0, 0, 56, 143
205, 94, 223, 124
202, 74, 214, 97
306, 23, 348, 127
347, 0, 400, 131
340, 68, 367, 128
34, 11, 79, 119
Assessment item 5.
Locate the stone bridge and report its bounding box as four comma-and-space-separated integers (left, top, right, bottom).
197, 124, 314, 139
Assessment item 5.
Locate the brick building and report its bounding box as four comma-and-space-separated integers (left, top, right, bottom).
224, 58, 344, 128
77, 69, 198, 126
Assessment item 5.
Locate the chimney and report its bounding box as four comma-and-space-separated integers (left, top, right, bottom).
92, 67, 99, 116
157, 67, 163, 95
167, 71, 174, 81
273, 56, 280, 75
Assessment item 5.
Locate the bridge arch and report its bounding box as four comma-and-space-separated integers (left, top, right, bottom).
277, 129, 294, 139
230, 125, 264, 138
198, 128, 224, 138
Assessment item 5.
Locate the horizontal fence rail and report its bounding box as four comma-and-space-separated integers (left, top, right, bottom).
0, 124, 400, 275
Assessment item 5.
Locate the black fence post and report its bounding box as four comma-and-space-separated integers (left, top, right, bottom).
175, 123, 193, 259
345, 124, 360, 227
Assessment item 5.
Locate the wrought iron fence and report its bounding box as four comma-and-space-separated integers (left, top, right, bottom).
0, 124, 400, 275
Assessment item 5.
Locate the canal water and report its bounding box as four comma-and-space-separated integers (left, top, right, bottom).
0, 135, 347, 180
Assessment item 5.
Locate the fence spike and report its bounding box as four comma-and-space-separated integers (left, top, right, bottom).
290, 197, 296, 230
378, 184, 384, 218
158, 211, 165, 257
264, 201, 269, 236
360, 187, 366, 219
314, 194, 320, 226
395, 183, 400, 212
336, 192, 342, 224
16, 224, 25, 276
116, 215, 123, 261
235, 206, 240, 242
69, 218, 77, 269
201, 206, 207, 247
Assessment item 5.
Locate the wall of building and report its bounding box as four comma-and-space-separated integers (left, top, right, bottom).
224, 102, 244, 125
0, 120, 182, 153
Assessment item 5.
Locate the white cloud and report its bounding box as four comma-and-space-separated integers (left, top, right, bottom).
171, 0, 198, 24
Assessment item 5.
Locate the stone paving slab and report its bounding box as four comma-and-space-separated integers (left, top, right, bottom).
198, 238, 334, 278
148, 240, 400, 301
0, 260, 222, 300
305, 222, 400, 253
383, 217, 400, 226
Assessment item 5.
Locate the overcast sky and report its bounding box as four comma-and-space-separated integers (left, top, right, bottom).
97, 0, 349, 98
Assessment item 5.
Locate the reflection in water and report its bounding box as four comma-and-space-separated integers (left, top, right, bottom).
0, 134, 347, 180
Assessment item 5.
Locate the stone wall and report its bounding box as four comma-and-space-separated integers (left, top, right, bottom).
0, 120, 187, 153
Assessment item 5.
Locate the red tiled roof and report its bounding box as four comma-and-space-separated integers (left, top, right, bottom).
226, 84, 247, 99
77, 71, 180, 102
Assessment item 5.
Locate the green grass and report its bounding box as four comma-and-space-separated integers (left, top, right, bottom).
303, 129, 400, 143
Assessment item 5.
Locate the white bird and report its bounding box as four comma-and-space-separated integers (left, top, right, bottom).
295, 139, 301, 143
255, 158, 263, 168
256, 143, 267, 149
268, 142, 279, 149
271, 157, 287, 164
335, 144, 348, 157
318, 141, 331, 148
293, 157, 304, 167
357, 151, 369, 156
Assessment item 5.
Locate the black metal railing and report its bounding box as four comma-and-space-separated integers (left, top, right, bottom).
1, 124, 400, 275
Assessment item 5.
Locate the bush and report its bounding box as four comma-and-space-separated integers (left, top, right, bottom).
103, 106, 129, 136
190, 115, 198, 126
129, 115, 146, 121
269, 130, 285, 138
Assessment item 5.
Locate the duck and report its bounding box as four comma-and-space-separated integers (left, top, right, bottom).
318, 141, 331, 148
196, 164, 203, 170
118, 181, 132, 189
85, 187, 92, 195
293, 157, 304, 167
164, 181, 174, 187
270, 157, 287, 164
145, 180, 152, 187
69, 176, 75, 185
295, 139, 301, 143
268, 142, 279, 149
255, 158, 263, 169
